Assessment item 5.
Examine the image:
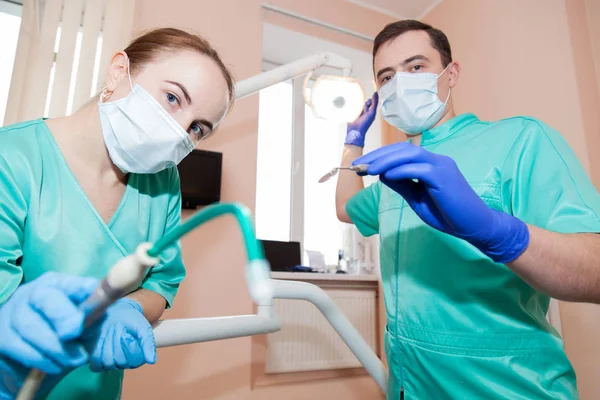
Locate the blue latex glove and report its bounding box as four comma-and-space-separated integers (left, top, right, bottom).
0, 272, 102, 399
354, 142, 530, 263
86, 298, 156, 372
345, 92, 378, 148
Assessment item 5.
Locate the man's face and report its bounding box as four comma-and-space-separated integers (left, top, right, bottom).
373, 30, 456, 99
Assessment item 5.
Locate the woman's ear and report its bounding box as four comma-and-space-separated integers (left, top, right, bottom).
102, 51, 129, 98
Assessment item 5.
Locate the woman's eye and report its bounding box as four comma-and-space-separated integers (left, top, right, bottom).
166, 93, 179, 106
189, 124, 205, 141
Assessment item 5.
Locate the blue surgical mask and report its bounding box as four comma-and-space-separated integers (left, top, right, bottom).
378, 65, 450, 135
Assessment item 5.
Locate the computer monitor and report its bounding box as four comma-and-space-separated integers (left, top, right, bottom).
260, 240, 302, 272
177, 149, 222, 209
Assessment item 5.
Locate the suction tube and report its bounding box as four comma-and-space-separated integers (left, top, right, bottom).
17, 203, 269, 400
148, 202, 264, 260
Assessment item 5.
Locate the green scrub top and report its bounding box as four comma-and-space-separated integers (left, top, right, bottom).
347, 113, 600, 399
0, 119, 186, 399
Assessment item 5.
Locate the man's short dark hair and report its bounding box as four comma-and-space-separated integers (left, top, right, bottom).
373, 20, 452, 67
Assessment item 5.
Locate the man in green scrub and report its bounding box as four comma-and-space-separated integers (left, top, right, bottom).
337, 20, 600, 399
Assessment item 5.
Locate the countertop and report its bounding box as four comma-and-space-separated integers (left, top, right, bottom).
271, 272, 379, 282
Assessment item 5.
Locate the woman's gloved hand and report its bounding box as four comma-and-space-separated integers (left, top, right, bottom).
354, 142, 530, 263
85, 298, 156, 372
345, 92, 378, 148
0, 272, 102, 399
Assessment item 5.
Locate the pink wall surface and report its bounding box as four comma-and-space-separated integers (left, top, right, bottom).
423, 1, 600, 398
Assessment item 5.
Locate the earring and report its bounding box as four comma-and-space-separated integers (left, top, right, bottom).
100, 85, 113, 103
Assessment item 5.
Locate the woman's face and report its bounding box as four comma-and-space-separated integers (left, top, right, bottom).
103, 50, 231, 144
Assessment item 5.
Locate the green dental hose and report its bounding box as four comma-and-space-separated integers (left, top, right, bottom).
148, 202, 264, 260
17, 202, 266, 400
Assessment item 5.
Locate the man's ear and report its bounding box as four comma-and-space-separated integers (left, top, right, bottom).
448, 61, 461, 89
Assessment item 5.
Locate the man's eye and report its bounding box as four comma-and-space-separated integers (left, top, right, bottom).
380, 76, 392, 85
411, 65, 423, 72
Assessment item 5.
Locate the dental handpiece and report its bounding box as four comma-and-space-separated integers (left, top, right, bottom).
318, 164, 369, 183
15, 282, 125, 400
17, 244, 159, 400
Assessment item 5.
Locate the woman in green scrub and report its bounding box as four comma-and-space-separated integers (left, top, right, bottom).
0, 28, 234, 399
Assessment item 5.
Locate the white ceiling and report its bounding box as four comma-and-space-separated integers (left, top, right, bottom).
345, 0, 443, 19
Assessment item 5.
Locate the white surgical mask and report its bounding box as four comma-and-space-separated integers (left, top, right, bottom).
379, 65, 450, 135
98, 59, 195, 174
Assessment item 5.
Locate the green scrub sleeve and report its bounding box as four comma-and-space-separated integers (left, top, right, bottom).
500, 118, 600, 233
345, 182, 381, 237
141, 167, 186, 308
0, 156, 27, 305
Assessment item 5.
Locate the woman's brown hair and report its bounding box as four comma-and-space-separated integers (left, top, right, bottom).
124, 28, 235, 110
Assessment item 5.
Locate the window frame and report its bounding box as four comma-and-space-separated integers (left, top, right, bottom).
0, 0, 22, 17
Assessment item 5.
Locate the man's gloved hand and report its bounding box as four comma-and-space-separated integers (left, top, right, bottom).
0, 272, 101, 399
85, 298, 156, 372
354, 142, 530, 263
345, 92, 378, 148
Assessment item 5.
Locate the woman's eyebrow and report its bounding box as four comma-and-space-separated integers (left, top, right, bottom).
165, 80, 192, 105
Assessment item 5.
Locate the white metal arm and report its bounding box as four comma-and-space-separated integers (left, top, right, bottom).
152, 278, 387, 393
234, 51, 353, 99
153, 313, 280, 347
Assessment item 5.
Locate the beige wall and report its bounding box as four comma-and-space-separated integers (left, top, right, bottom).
565, 0, 600, 186
123, 0, 393, 399
585, 0, 600, 98
423, 0, 600, 399
424, 0, 591, 169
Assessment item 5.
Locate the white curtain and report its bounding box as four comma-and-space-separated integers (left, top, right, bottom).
4, 0, 135, 125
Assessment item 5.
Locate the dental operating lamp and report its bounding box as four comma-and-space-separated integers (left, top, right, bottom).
235, 51, 366, 122
17, 54, 386, 400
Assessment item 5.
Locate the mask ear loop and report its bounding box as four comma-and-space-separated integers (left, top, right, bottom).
442, 87, 451, 105
438, 62, 452, 105
125, 53, 134, 91
437, 63, 451, 78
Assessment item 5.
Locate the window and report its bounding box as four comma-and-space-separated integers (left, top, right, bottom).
303, 88, 347, 265
257, 24, 381, 270
0, 0, 22, 126
255, 81, 293, 242
256, 80, 348, 265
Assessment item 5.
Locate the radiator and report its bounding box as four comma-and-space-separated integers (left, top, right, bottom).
266, 288, 378, 374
